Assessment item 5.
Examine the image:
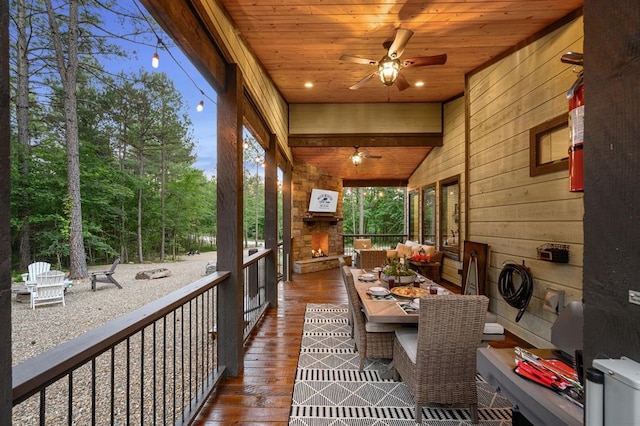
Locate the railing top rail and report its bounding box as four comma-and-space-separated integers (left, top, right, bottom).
243, 248, 272, 267
341, 233, 408, 238
12, 271, 230, 405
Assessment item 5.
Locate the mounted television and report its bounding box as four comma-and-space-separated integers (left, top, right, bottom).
308, 188, 339, 214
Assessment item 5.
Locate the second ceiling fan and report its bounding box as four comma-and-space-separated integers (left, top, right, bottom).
350, 146, 381, 166
340, 28, 447, 91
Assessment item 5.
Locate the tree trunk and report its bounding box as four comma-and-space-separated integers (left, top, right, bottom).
137, 153, 144, 263
117, 120, 128, 263
358, 188, 365, 234
254, 166, 259, 247
350, 190, 356, 233
44, 0, 87, 278
160, 142, 166, 260
16, 0, 31, 270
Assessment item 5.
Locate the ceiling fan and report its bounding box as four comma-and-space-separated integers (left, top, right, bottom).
350, 146, 381, 166
339, 28, 447, 91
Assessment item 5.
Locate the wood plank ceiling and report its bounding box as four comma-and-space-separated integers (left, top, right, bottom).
214, 0, 584, 184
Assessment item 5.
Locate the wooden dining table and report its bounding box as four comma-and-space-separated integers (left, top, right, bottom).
351, 268, 452, 324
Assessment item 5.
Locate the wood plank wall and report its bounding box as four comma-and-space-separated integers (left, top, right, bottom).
410, 17, 584, 347
468, 17, 584, 347
289, 103, 442, 134
408, 97, 466, 285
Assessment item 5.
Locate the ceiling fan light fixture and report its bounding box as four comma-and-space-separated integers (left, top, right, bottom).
351, 153, 362, 166
378, 56, 400, 86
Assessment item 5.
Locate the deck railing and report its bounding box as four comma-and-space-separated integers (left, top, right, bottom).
243, 249, 270, 341
12, 249, 274, 425
342, 233, 408, 258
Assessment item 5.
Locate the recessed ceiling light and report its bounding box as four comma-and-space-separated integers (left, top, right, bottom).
304, 82, 314, 88
414, 81, 425, 87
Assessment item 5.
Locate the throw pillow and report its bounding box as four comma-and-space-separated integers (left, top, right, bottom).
395, 243, 413, 258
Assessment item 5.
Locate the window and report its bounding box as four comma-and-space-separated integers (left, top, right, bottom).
440, 177, 460, 259
530, 114, 569, 177
408, 190, 419, 241
422, 185, 436, 245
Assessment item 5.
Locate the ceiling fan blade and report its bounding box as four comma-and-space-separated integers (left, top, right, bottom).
361, 149, 382, 159
340, 54, 378, 66
388, 28, 414, 59
402, 54, 447, 68
395, 73, 411, 91
349, 72, 377, 90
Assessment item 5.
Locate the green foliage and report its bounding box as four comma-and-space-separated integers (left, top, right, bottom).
7, 1, 273, 270
9, 65, 216, 267
342, 187, 405, 235
242, 135, 265, 247
383, 256, 415, 277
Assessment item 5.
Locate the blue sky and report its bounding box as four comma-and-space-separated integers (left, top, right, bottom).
101, 2, 219, 177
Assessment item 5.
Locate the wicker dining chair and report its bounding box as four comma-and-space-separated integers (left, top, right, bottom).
338, 257, 354, 336
353, 238, 372, 249
358, 249, 388, 270
393, 295, 489, 424
342, 265, 397, 370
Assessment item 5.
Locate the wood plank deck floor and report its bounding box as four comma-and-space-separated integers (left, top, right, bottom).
193, 267, 524, 425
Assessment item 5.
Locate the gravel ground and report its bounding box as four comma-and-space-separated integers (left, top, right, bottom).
11, 251, 219, 366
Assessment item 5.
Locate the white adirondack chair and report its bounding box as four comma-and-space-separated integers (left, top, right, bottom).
22, 262, 51, 292
31, 270, 66, 309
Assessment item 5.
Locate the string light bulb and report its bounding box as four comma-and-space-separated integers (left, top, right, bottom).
152, 38, 161, 69
132, 2, 217, 113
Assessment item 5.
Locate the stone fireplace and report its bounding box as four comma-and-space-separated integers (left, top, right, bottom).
291, 162, 348, 273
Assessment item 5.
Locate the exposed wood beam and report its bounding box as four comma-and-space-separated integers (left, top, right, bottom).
139, 0, 226, 93
243, 91, 270, 149
288, 134, 443, 148
343, 179, 409, 188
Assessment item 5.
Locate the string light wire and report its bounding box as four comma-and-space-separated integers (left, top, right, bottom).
130, 0, 215, 107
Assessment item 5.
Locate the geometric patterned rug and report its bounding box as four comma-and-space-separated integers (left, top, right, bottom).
289, 303, 513, 425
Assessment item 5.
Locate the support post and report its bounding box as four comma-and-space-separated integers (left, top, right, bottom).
264, 133, 278, 306
216, 64, 244, 377
282, 161, 293, 281
0, 0, 11, 420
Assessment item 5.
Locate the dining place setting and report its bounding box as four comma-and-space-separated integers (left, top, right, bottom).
353, 267, 453, 324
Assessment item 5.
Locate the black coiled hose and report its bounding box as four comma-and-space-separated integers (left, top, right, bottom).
498, 261, 534, 322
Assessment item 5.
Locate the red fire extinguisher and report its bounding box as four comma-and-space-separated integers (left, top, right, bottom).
567, 72, 584, 192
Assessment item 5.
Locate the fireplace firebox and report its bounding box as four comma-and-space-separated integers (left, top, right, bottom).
311, 233, 329, 258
